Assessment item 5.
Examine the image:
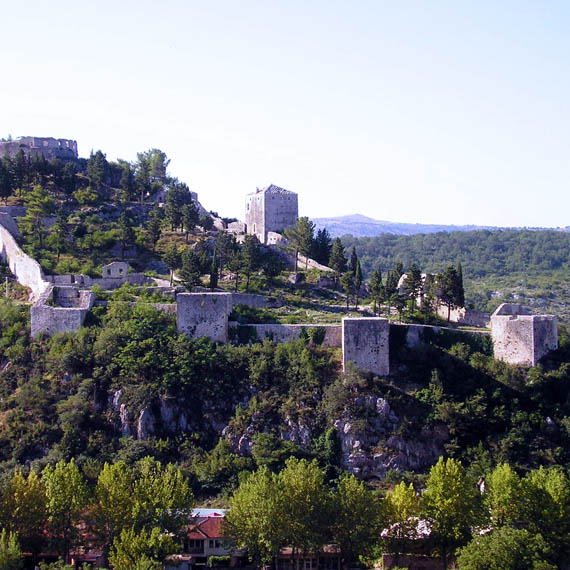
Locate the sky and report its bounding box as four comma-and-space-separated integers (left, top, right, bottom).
1, 1, 569, 227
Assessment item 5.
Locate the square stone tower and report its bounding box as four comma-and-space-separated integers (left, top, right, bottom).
490, 303, 558, 366
245, 184, 298, 244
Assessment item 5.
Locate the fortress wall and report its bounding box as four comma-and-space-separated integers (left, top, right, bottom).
264, 192, 298, 235
0, 221, 49, 300
533, 316, 558, 363
31, 286, 95, 337
491, 315, 536, 366
436, 305, 490, 328
245, 192, 265, 242
342, 317, 390, 376
235, 323, 342, 347
176, 292, 232, 343
231, 293, 281, 309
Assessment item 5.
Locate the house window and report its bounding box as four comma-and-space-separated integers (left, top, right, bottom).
209, 539, 222, 549
185, 539, 204, 553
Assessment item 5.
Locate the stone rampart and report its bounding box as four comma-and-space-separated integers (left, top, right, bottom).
436, 305, 490, 328
490, 303, 558, 366
231, 293, 281, 309
176, 292, 232, 343
44, 273, 150, 289
31, 285, 95, 337
342, 318, 390, 376
232, 323, 342, 347
0, 220, 49, 301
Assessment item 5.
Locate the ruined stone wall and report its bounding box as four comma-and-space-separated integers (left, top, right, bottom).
231, 293, 281, 309
45, 273, 150, 289
31, 285, 95, 337
491, 311, 558, 366
436, 305, 490, 328
533, 316, 558, 363
342, 318, 390, 376
176, 292, 232, 343
264, 191, 298, 236
245, 192, 265, 242
233, 323, 342, 347
0, 220, 49, 300
0, 137, 78, 159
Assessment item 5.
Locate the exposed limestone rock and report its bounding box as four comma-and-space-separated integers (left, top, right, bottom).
137, 408, 155, 440
334, 396, 446, 479
280, 415, 312, 447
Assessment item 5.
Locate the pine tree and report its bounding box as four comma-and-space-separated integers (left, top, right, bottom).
312, 228, 332, 266
163, 245, 180, 285
348, 246, 358, 276
367, 267, 384, 315
283, 217, 315, 272
182, 201, 199, 241
241, 235, 261, 292
456, 262, 465, 308
209, 250, 219, 290
179, 249, 202, 290
404, 262, 423, 314
340, 272, 354, 310
354, 260, 363, 310
118, 212, 136, 260
329, 238, 347, 282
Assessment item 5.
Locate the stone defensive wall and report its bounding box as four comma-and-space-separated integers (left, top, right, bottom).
31, 285, 95, 337
177, 292, 233, 343
490, 303, 557, 366
231, 293, 281, 309
0, 218, 50, 301
230, 323, 342, 348
342, 318, 390, 376
45, 273, 150, 290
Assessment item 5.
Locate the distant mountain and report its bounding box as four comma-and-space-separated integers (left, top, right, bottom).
310, 214, 502, 238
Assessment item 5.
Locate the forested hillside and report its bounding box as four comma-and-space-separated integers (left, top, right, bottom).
343, 230, 570, 320
1, 144, 570, 568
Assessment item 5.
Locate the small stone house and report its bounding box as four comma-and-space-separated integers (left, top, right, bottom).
102, 261, 129, 278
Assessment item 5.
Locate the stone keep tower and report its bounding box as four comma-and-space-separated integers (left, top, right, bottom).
490, 303, 558, 366
245, 184, 298, 244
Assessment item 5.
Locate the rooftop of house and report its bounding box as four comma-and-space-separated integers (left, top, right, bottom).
187, 514, 225, 540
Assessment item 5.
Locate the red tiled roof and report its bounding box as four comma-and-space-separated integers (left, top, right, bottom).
187, 516, 224, 540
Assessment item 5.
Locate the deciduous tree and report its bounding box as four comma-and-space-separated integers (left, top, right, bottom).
421, 457, 480, 570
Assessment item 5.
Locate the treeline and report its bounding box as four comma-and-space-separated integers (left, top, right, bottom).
0, 147, 174, 206
0, 457, 192, 568
341, 229, 570, 278
226, 457, 570, 570
3, 455, 567, 569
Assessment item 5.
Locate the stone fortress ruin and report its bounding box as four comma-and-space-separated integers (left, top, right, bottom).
0, 174, 559, 376
245, 184, 298, 244
0, 136, 78, 160
491, 303, 558, 366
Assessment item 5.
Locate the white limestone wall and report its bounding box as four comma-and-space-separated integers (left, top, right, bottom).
0, 220, 49, 301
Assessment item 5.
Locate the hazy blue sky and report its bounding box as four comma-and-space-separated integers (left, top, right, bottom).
2, 1, 569, 227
